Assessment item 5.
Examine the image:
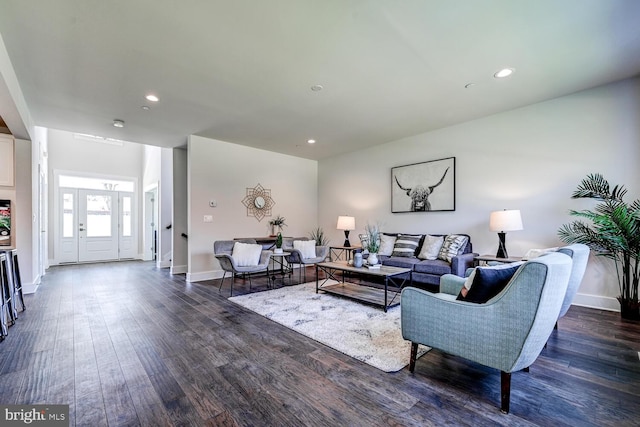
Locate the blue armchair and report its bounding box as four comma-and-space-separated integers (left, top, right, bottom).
401, 252, 572, 413
439, 243, 589, 328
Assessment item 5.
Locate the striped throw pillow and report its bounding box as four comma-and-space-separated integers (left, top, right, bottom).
391, 234, 422, 257
437, 234, 469, 263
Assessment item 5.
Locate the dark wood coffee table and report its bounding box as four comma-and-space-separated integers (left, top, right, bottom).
315, 261, 412, 312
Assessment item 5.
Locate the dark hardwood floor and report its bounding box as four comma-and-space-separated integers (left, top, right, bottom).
1, 261, 639, 426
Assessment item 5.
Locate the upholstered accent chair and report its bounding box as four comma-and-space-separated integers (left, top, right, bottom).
214, 240, 272, 296
555, 244, 589, 326
401, 252, 573, 413
439, 243, 590, 328
283, 238, 330, 283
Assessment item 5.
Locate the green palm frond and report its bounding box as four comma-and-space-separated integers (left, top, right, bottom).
571, 173, 628, 201
559, 174, 640, 304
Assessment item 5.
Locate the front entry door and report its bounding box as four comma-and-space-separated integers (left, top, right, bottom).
78, 189, 119, 262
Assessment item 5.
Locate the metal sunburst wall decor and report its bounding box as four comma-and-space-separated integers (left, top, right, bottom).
242, 183, 275, 221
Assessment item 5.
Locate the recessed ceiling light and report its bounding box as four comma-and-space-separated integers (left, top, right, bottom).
310, 85, 323, 92
141, 105, 150, 111
464, 83, 476, 89
494, 68, 515, 78
113, 119, 125, 128
307, 139, 316, 144
145, 94, 159, 102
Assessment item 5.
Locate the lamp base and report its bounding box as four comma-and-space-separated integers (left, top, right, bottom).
343, 230, 351, 247
495, 232, 508, 259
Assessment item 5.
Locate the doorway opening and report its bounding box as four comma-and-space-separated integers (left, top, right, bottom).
55, 172, 138, 264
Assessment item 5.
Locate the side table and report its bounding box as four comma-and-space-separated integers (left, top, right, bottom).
474, 254, 522, 267
269, 251, 292, 287
329, 245, 362, 262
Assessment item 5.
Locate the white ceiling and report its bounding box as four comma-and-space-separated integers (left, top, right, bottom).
1, 0, 639, 160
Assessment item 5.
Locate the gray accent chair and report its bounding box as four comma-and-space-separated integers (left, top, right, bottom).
555, 244, 590, 325
282, 237, 330, 283
401, 252, 573, 413
214, 240, 272, 296
439, 243, 590, 328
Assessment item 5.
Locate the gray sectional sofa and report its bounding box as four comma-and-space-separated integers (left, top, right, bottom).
374, 233, 477, 292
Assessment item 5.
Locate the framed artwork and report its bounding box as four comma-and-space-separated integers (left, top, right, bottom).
0, 199, 10, 246
391, 157, 455, 213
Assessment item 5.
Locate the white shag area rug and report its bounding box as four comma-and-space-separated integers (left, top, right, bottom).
228, 281, 430, 372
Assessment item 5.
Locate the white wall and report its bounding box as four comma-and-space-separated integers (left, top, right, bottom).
15, 139, 35, 291
171, 147, 188, 274
319, 77, 640, 311
142, 144, 174, 267
159, 148, 173, 267
47, 128, 145, 262
187, 135, 318, 281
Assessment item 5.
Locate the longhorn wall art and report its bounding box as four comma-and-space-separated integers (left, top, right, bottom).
391, 157, 455, 213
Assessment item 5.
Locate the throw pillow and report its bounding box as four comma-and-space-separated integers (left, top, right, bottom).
294, 240, 316, 259
457, 263, 522, 303
417, 235, 445, 260
459, 261, 525, 298
522, 247, 559, 260
392, 234, 422, 257
437, 234, 469, 263
359, 233, 370, 254
231, 242, 262, 267
378, 234, 397, 256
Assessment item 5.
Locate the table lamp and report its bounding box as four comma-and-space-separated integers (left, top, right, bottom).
489, 209, 523, 259
337, 216, 356, 247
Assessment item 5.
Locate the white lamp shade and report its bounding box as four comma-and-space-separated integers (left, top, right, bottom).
336, 215, 355, 231
489, 210, 523, 232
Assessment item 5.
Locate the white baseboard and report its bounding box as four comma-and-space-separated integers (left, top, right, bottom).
572, 292, 620, 312
23, 275, 41, 294
157, 260, 171, 269
170, 265, 187, 275
187, 269, 223, 282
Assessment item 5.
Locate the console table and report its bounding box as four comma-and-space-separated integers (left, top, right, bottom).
234, 236, 292, 250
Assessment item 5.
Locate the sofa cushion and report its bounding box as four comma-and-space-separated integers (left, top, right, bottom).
379, 234, 397, 256
438, 234, 469, 263
382, 256, 422, 269
457, 263, 521, 303
413, 259, 453, 276
358, 233, 370, 254
418, 235, 445, 260
392, 234, 422, 257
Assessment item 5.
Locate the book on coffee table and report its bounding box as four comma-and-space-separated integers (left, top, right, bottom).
365, 264, 381, 269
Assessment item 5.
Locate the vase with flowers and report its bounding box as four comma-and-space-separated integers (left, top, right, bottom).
364, 223, 381, 265
269, 215, 287, 236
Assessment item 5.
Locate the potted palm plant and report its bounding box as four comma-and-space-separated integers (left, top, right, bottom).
558, 173, 640, 320
309, 227, 329, 246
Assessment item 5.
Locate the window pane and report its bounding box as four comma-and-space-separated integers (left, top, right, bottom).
122, 196, 131, 237
60, 175, 134, 192
63, 193, 74, 238
86, 195, 112, 237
